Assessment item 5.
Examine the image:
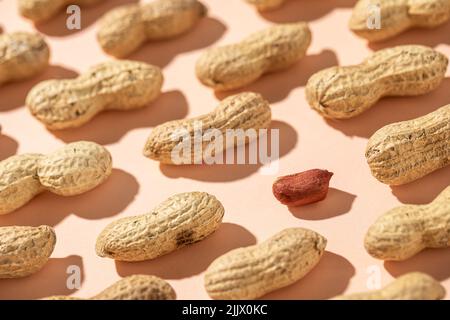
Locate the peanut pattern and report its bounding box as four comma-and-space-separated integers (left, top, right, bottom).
366, 104, 450, 185
364, 186, 450, 261
0, 141, 112, 215
143, 92, 271, 164
306, 45, 448, 119
334, 272, 445, 300
45, 275, 176, 300
96, 192, 224, 262
196, 23, 311, 91
204, 228, 327, 299
0, 32, 49, 86
350, 0, 450, 42
0, 225, 56, 278
27, 60, 163, 129
97, 0, 207, 58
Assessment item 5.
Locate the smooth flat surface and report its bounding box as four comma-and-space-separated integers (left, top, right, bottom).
0, 0, 449, 300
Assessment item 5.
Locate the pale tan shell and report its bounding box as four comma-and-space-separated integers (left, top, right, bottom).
0, 225, 56, 278
18, 0, 104, 22
0, 141, 112, 215
306, 45, 448, 119
143, 92, 271, 164
364, 186, 450, 261
27, 60, 163, 129
0, 32, 49, 86
366, 104, 450, 185
45, 275, 176, 300
97, 0, 207, 58
0, 154, 45, 215
334, 272, 446, 300
196, 23, 311, 91
204, 228, 327, 300
96, 192, 225, 262
245, 0, 287, 11
38, 141, 113, 196
349, 0, 450, 42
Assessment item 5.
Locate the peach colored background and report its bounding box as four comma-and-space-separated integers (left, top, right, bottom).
0, 0, 449, 300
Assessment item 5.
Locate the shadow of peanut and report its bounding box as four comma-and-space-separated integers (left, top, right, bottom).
159, 120, 298, 182
115, 223, 256, 279
0, 65, 78, 111
259, 0, 356, 23
390, 168, 450, 205
368, 22, 450, 50
0, 255, 84, 300
324, 78, 450, 138
34, 0, 139, 37
0, 134, 18, 160
260, 251, 355, 300
385, 248, 450, 282
50, 90, 189, 145
287, 188, 356, 220
128, 17, 226, 68
215, 50, 339, 103
0, 169, 139, 227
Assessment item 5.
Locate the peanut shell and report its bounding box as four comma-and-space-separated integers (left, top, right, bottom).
204, 228, 327, 300
366, 104, 450, 185
364, 186, 450, 261
96, 192, 225, 262
27, 60, 163, 129
0, 225, 56, 278
306, 45, 448, 119
196, 22, 311, 91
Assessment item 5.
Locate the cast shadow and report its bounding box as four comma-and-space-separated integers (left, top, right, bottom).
128, 17, 226, 68
0, 169, 138, 227
0, 134, 18, 160
259, 0, 356, 23
34, 0, 139, 37
0, 65, 78, 111
262, 251, 355, 299
288, 188, 356, 220
391, 168, 450, 204
159, 120, 298, 182
50, 90, 188, 145
115, 223, 256, 279
0, 255, 84, 300
385, 248, 450, 281
368, 22, 450, 50
325, 78, 450, 138
215, 50, 338, 103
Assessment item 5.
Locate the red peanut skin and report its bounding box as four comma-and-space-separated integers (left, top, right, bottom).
272, 169, 333, 206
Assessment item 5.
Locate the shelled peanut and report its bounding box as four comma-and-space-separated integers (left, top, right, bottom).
97, 0, 207, 58
27, 60, 163, 129
273, 169, 334, 206
196, 23, 311, 91
204, 228, 327, 300
350, 0, 450, 42
334, 272, 445, 300
364, 186, 450, 261
366, 104, 449, 185
143, 92, 271, 164
18, 0, 104, 22
45, 275, 176, 300
96, 192, 224, 261
0, 225, 56, 278
0, 141, 112, 215
306, 45, 448, 119
0, 32, 49, 86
